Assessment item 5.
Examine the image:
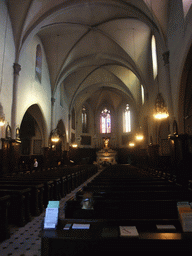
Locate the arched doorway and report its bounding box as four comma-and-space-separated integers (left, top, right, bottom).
20, 104, 47, 171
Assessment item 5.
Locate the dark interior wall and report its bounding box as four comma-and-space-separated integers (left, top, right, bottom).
116, 148, 148, 166
68, 148, 97, 164
0, 139, 21, 176
169, 134, 192, 184
184, 49, 192, 134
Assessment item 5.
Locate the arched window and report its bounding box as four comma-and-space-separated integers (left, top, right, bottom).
35, 44, 42, 82
151, 35, 158, 79
100, 108, 111, 133
141, 85, 145, 105
82, 106, 88, 133
123, 104, 131, 133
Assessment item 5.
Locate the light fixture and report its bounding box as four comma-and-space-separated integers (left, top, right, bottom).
51, 129, 60, 143
0, 116, 5, 126
71, 143, 78, 148
135, 126, 144, 141
136, 134, 144, 141
0, 103, 5, 126
129, 142, 135, 147
153, 93, 169, 120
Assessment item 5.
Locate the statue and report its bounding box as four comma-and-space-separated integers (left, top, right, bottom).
103, 137, 109, 149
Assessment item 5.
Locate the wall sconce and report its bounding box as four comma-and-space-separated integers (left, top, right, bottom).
0, 117, 5, 127
136, 134, 144, 141
153, 93, 169, 120
71, 143, 78, 148
51, 129, 60, 143
129, 142, 135, 147
135, 126, 144, 141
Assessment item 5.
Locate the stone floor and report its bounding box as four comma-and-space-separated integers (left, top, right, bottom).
0, 170, 101, 256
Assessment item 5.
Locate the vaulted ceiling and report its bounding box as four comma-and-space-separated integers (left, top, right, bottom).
7, 0, 175, 113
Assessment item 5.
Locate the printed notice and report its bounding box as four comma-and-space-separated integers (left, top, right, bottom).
44, 208, 59, 229
72, 223, 90, 229
119, 226, 139, 237
156, 225, 176, 230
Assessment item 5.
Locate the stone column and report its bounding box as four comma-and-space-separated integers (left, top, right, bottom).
68, 113, 71, 144
11, 63, 21, 138
162, 51, 174, 133
51, 97, 55, 131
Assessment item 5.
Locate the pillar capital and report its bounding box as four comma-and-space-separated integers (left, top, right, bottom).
162, 51, 169, 66
13, 63, 21, 75
51, 97, 56, 106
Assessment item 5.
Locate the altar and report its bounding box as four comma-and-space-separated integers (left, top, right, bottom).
96, 137, 117, 166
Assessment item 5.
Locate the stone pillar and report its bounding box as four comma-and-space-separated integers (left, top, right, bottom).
68, 113, 71, 144
162, 51, 174, 133
51, 97, 55, 131
11, 63, 21, 138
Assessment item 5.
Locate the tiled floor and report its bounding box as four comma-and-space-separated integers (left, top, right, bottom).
0, 170, 101, 256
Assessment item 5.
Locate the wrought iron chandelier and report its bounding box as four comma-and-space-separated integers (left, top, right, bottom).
51, 128, 60, 143
153, 93, 169, 120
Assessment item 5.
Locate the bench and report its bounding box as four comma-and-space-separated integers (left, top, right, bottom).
64, 198, 179, 219
0, 195, 10, 241
0, 188, 31, 226
41, 218, 192, 255
0, 182, 44, 216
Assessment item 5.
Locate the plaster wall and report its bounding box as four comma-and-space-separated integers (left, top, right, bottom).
17, 35, 52, 146
0, 1, 15, 125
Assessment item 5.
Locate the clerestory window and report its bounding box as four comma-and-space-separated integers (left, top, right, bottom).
123, 104, 131, 133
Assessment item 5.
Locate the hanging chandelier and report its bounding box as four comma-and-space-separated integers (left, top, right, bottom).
136, 134, 144, 141
135, 126, 144, 141
153, 93, 169, 120
51, 129, 60, 143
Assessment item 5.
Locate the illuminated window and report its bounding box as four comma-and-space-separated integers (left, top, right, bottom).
123, 104, 131, 133
35, 44, 42, 82
182, 0, 192, 18
151, 35, 158, 79
82, 106, 88, 133
141, 85, 145, 105
100, 108, 111, 133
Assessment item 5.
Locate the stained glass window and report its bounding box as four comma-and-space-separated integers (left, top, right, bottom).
100, 108, 111, 133
123, 104, 131, 133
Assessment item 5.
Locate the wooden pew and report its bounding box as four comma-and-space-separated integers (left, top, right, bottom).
42, 164, 192, 255
0, 195, 10, 241
0, 182, 44, 216
64, 198, 179, 219
0, 179, 52, 209
41, 218, 192, 255
65, 164, 192, 220
0, 188, 31, 226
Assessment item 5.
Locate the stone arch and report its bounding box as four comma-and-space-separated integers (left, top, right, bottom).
20, 104, 47, 156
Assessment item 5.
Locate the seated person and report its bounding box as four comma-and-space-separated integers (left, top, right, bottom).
81, 192, 94, 210
73, 192, 95, 219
